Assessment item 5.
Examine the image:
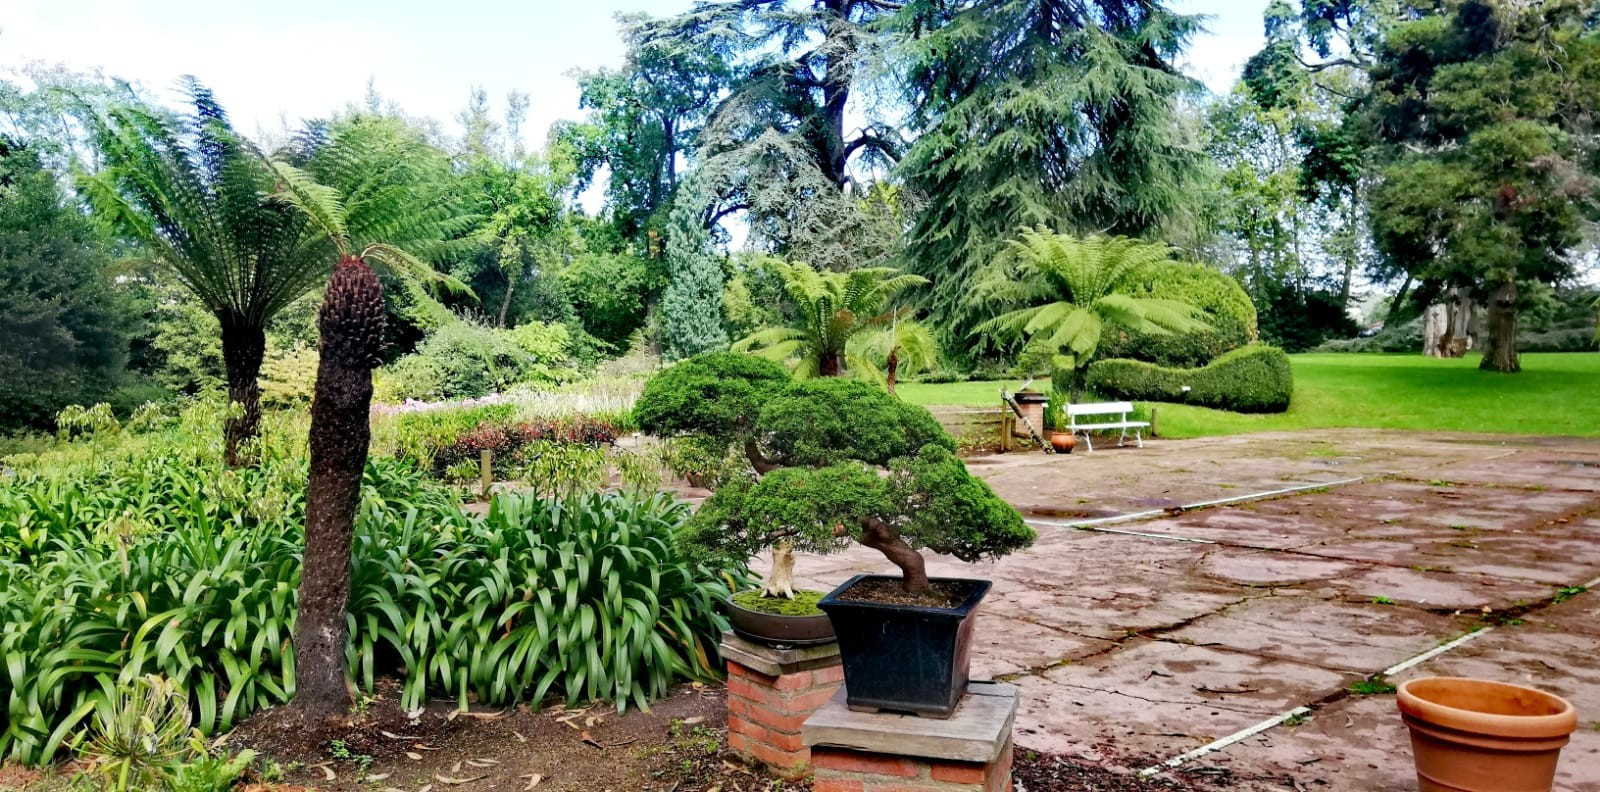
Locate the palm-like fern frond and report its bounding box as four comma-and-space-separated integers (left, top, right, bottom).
734, 259, 934, 379
846, 315, 940, 385
79, 81, 323, 326
971, 228, 1210, 391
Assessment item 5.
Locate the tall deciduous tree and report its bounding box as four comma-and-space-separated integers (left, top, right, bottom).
641, 1, 909, 273
563, 13, 730, 241
1364, 0, 1600, 373
900, 0, 1206, 342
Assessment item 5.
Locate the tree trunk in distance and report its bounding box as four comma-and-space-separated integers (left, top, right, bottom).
1387, 274, 1415, 325
885, 347, 899, 395
1423, 303, 1446, 358
292, 256, 384, 721
1422, 288, 1474, 359
220, 316, 266, 468
1479, 279, 1520, 373
860, 517, 928, 594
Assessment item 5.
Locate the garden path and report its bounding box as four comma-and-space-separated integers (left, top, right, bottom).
767, 429, 1600, 791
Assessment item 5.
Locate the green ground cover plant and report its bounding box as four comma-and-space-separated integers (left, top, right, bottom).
897, 353, 1600, 438
0, 451, 741, 765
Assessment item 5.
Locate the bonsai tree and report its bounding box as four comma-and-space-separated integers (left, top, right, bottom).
678, 377, 1033, 597
634, 350, 793, 478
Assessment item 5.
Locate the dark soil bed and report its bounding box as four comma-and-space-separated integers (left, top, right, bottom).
220, 676, 1275, 792
833, 577, 975, 608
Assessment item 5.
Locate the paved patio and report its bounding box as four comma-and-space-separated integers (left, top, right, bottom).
773, 429, 1600, 791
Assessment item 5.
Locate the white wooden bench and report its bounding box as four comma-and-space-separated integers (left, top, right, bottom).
1065, 401, 1150, 452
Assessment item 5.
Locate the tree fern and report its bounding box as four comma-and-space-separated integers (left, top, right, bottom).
973, 229, 1209, 397
734, 259, 935, 382
79, 80, 465, 464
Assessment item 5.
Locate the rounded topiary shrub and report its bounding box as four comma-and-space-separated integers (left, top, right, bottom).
756, 379, 954, 467
633, 351, 792, 443
1086, 345, 1293, 413
1095, 261, 1258, 368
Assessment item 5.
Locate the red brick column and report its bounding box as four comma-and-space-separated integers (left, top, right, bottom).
720, 632, 843, 778
812, 737, 1014, 792
804, 683, 1018, 792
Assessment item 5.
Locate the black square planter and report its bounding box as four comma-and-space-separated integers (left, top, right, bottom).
816, 574, 991, 718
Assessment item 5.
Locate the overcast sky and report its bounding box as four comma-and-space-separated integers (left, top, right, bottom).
2, 1, 1267, 148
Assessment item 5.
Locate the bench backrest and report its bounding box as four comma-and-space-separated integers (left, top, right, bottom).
1065, 401, 1135, 417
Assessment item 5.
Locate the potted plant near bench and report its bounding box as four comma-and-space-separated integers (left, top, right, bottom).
673, 371, 1035, 717
1045, 396, 1075, 454
635, 352, 838, 645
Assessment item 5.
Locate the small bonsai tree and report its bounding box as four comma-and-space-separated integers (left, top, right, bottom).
674, 377, 1034, 597
634, 350, 794, 477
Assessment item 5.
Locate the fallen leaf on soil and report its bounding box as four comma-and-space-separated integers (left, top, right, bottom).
450, 760, 462, 774
435, 774, 487, 785
405, 752, 424, 761
381, 730, 420, 740
414, 743, 442, 751
682, 716, 704, 725
521, 774, 543, 789
467, 758, 499, 767
585, 715, 601, 727
368, 772, 391, 781
513, 731, 528, 743
319, 765, 336, 781
580, 730, 603, 749
459, 709, 508, 720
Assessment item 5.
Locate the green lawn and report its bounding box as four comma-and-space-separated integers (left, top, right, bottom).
897, 353, 1600, 439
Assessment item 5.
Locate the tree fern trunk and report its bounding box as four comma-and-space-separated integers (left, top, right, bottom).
220, 316, 265, 468
292, 256, 384, 719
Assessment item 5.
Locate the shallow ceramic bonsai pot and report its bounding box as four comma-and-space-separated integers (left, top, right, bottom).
1397, 676, 1578, 792
727, 590, 836, 647
816, 574, 989, 718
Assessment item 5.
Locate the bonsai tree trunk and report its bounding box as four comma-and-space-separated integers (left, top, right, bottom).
219, 315, 266, 468
290, 256, 385, 721
1479, 279, 1521, 373
860, 517, 929, 595
763, 542, 797, 598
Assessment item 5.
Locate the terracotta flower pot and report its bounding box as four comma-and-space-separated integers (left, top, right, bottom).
1397, 677, 1578, 792
1049, 431, 1076, 454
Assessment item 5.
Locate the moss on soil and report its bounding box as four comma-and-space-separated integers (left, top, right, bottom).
731, 589, 826, 616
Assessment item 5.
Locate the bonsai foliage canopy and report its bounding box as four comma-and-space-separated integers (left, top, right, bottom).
644, 362, 1034, 595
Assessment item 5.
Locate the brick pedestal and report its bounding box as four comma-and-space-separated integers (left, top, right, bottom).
720, 631, 843, 778
803, 682, 1018, 792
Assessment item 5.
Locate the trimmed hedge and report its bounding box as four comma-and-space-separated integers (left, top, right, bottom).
1095, 261, 1259, 368
1086, 345, 1293, 413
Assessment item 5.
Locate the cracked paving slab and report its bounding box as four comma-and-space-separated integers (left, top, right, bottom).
1162, 591, 1472, 673
750, 431, 1600, 788
1009, 640, 1349, 762
1205, 605, 1600, 791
